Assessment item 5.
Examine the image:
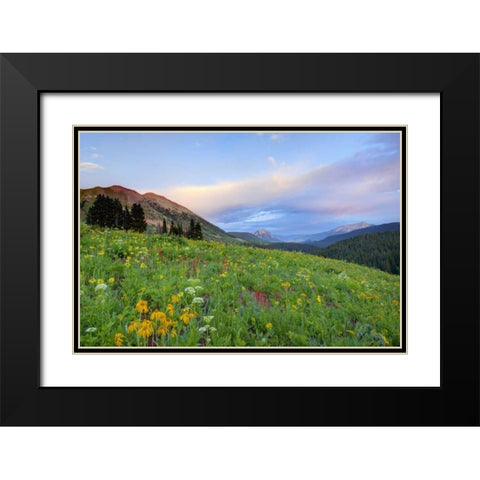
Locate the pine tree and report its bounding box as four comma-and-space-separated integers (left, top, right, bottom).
162, 218, 168, 235
123, 206, 132, 230
177, 222, 184, 236
130, 203, 147, 232
86, 194, 108, 227
195, 221, 203, 240
113, 199, 123, 228
187, 218, 195, 239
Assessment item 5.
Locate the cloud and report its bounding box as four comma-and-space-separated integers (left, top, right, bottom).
88, 146, 97, 151
245, 210, 283, 223
164, 147, 400, 226
90, 152, 102, 159
267, 156, 276, 166
80, 162, 104, 171
269, 134, 283, 142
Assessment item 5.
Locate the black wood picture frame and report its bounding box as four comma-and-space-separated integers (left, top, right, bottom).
0, 53, 478, 426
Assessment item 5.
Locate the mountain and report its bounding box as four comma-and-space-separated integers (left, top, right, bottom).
299, 222, 372, 243
80, 185, 243, 244
253, 229, 282, 242
319, 230, 400, 274
310, 222, 400, 248
280, 222, 372, 243
228, 232, 268, 244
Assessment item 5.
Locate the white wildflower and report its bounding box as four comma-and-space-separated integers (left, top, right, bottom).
192, 297, 204, 305
85, 327, 97, 333
184, 286, 196, 295
95, 283, 108, 292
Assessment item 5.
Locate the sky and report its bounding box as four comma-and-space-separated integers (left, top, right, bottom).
79, 131, 401, 237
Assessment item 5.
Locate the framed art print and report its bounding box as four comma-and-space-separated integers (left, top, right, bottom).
0, 54, 478, 425
73, 125, 406, 354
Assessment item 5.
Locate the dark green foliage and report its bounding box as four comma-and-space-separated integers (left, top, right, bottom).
186, 219, 203, 240
122, 206, 132, 230
310, 222, 400, 248
319, 231, 400, 274
256, 242, 322, 255
130, 203, 147, 232
86, 194, 123, 229
187, 218, 196, 239
162, 218, 168, 235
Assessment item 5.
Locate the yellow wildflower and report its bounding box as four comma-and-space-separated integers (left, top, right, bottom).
135, 300, 148, 314
180, 312, 195, 325
266, 323, 273, 330
300, 293, 306, 297
140, 263, 147, 269
88, 279, 96, 284
171, 294, 180, 303
137, 320, 154, 338
157, 324, 168, 336
392, 299, 399, 306
281, 282, 290, 288
96, 279, 104, 284
166, 303, 175, 316
296, 298, 302, 305
346, 330, 355, 335
114, 333, 125, 346
108, 277, 115, 283
316, 295, 322, 304
98, 251, 104, 256
170, 327, 177, 339
127, 320, 141, 333
150, 309, 166, 323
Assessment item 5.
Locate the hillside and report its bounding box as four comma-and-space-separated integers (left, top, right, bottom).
80, 185, 244, 244
254, 241, 323, 255
309, 222, 400, 248
80, 224, 401, 348
301, 222, 372, 243
319, 230, 401, 274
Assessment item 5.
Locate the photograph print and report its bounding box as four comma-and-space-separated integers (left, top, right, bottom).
76, 126, 405, 352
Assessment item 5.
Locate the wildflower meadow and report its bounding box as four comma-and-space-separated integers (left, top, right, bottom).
79, 224, 401, 348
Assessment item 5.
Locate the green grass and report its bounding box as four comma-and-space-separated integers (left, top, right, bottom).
79, 224, 401, 348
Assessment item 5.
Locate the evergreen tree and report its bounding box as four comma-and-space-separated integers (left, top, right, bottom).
122, 206, 132, 230
187, 218, 195, 239
169, 221, 175, 235
177, 222, 184, 236
113, 198, 123, 228
162, 218, 168, 235
130, 203, 147, 232
86, 194, 109, 227
194, 221, 203, 240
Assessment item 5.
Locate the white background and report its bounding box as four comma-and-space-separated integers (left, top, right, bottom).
42, 93, 440, 387
1, 1, 479, 479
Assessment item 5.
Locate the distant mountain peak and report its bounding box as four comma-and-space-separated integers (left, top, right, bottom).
253, 229, 274, 239
331, 222, 373, 234
252, 229, 283, 242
